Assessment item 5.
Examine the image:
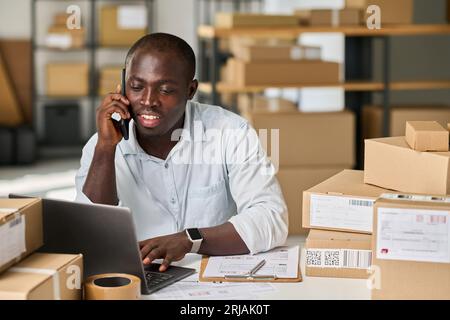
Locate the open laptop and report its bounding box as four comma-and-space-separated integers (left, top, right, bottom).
9, 194, 196, 295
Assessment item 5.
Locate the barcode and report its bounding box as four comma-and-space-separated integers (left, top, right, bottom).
349, 199, 373, 207
9, 216, 22, 228
342, 250, 372, 269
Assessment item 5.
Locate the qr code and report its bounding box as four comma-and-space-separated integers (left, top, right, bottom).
324, 250, 340, 267
306, 250, 322, 266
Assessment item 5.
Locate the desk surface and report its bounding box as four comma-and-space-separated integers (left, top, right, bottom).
142, 235, 371, 300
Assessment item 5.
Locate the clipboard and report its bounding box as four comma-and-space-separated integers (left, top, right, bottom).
198, 255, 303, 283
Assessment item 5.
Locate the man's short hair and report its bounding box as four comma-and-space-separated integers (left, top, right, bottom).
125, 33, 196, 81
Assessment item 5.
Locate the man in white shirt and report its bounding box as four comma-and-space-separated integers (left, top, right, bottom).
75, 33, 288, 272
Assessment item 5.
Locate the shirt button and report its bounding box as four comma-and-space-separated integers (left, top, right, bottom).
164, 163, 169, 169
170, 198, 176, 204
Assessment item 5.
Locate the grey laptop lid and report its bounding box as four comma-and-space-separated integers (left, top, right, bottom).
9, 194, 149, 293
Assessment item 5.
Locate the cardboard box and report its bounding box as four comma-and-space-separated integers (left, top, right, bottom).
0, 54, 23, 127
371, 194, 450, 299
0, 253, 83, 300
46, 63, 89, 96
245, 110, 355, 167
233, 44, 321, 62
0, 40, 32, 124
230, 59, 340, 86
237, 94, 297, 115
309, 8, 363, 26
345, 0, 413, 24
215, 13, 300, 28
405, 121, 449, 152
303, 170, 390, 233
98, 66, 123, 96
362, 105, 450, 139
305, 229, 372, 279
277, 167, 345, 235
46, 26, 86, 49
229, 36, 296, 57
364, 137, 450, 195
0, 198, 43, 274
99, 5, 147, 46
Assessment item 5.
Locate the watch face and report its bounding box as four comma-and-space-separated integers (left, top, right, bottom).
187, 228, 202, 240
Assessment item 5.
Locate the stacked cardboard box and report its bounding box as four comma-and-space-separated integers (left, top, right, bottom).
242, 103, 355, 235
363, 121, 450, 299
225, 36, 340, 87
303, 170, 389, 279
371, 195, 450, 299
345, 0, 413, 25
294, 8, 363, 27
45, 12, 86, 49
0, 198, 43, 274
0, 253, 83, 300
99, 5, 147, 46
98, 66, 123, 96
215, 13, 300, 28
46, 63, 89, 96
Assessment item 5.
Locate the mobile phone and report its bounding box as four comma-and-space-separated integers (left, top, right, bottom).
119, 68, 130, 140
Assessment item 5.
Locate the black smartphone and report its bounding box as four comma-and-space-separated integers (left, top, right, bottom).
119, 68, 130, 140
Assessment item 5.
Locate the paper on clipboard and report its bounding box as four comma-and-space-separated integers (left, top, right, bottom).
202, 246, 299, 279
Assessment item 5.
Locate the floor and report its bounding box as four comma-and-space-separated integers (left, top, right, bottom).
0, 158, 80, 200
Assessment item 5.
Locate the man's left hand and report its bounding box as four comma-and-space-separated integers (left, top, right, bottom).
139, 231, 193, 272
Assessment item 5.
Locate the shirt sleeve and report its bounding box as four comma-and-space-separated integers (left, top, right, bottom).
226, 122, 288, 255
74, 134, 97, 204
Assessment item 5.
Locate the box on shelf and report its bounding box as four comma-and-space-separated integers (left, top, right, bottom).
0, 198, 43, 274
305, 229, 372, 279
364, 136, 450, 195
303, 170, 390, 233
309, 8, 363, 26
46, 26, 86, 49
298, 87, 344, 113
98, 66, 123, 96
229, 36, 296, 57
345, 0, 413, 24
362, 105, 450, 139
277, 167, 345, 235
99, 5, 147, 46
0, 54, 23, 127
405, 121, 449, 152
233, 44, 321, 62
245, 110, 355, 167
237, 94, 297, 115
228, 58, 340, 86
371, 194, 450, 299
215, 13, 300, 28
0, 253, 83, 300
46, 63, 89, 96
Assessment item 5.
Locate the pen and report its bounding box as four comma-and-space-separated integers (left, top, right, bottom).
249, 259, 266, 276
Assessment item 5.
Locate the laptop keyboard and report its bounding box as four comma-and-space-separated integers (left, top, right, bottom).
145, 271, 174, 288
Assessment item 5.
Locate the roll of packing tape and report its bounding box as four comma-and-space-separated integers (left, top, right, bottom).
84, 273, 141, 300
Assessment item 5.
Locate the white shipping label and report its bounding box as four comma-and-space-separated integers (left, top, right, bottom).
310, 194, 374, 232
117, 5, 147, 29
377, 208, 450, 263
306, 249, 372, 269
0, 215, 26, 266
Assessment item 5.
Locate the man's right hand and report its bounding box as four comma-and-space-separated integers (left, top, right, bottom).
96, 84, 131, 148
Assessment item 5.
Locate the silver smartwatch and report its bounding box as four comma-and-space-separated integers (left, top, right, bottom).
185, 228, 203, 253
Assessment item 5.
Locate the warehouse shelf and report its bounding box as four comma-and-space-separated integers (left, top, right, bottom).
198, 80, 450, 94
198, 24, 450, 38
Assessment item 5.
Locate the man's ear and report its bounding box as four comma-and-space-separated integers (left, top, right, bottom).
188, 79, 198, 100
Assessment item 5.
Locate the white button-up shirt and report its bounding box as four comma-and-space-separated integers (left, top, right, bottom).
75, 101, 288, 254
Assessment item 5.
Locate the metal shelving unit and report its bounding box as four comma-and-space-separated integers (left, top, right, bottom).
31, 0, 155, 157
197, 22, 450, 169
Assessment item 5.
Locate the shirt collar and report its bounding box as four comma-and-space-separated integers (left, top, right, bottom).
119, 101, 206, 156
